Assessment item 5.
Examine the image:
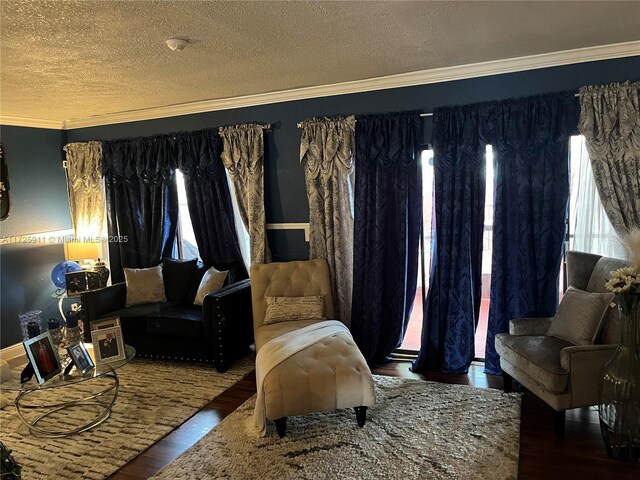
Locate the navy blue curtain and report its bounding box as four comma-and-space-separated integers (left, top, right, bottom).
484, 93, 579, 374
413, 106, 487, 374
103, 137, 179, 284
172, 130, 247, 279
351, 112, 422, 364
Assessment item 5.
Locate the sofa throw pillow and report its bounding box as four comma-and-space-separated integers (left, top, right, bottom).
161, 257, 198, 302
547, 287, 614, 346
124, 266, 167, 307
193, 267, 228, 306
264, 295, 325, 325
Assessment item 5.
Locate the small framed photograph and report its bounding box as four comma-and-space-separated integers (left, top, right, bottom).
91, 326, 125, 364
65, 271, 88, 296
66, 341, 95, 374
90, 316, 121, 332
23, 331, 63, 384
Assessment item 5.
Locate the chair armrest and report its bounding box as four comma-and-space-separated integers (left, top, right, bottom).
560, 344, 616, 372
560, 344, 617, 407
508, 317, 553, 335
203, 279, 253, 372
80, 283, 127, 341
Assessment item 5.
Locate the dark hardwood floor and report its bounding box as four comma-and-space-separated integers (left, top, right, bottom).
108, 361, 638, 479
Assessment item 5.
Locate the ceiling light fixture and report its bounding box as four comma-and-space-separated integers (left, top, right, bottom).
165, 38, 188, 51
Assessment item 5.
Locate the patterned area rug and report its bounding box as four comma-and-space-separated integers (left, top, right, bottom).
152, 375, 521, 480
0, 356, 254, 479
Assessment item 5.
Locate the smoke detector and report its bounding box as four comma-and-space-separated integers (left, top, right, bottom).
165, 38, 188, 51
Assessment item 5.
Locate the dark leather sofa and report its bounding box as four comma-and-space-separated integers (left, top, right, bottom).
80, 259, 253, 372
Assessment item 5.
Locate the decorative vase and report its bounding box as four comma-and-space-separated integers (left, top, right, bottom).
18, 310, 42, 341
93, 259, 110, 288
598, 293, 640, 462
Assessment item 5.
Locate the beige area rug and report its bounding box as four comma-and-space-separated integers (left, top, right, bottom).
0, 356, 254, 479
152, 375, 521, 480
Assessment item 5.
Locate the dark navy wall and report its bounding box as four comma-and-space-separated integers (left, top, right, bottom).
66, 57, 640, 261
1, 56, 638, 347
0, 126, 70, 348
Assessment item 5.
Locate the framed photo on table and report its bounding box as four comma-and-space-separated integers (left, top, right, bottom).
90, 316, 121, 332
66, 341, 95, 374
23, 331, 63, 384
91, 326, 125, 364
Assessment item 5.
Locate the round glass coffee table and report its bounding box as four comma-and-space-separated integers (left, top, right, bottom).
1, 344, 135, 437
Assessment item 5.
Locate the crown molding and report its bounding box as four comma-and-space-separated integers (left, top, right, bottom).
5, 41, 640, 130
0, 116, 65, 129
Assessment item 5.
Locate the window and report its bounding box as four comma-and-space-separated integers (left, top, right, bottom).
401, 138, 618, 359
568, 135, 622, 258
401, 146, 494, 359
173, 169, 251, 269
401, 149, 433, 351
175, 169, 200, 260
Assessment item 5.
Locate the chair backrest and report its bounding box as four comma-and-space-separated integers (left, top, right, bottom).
249, 259, 335, 332
566, 250, 631, 344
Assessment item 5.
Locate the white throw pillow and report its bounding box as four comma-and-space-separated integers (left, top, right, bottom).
124, 266, 167, 307
193, 267, 228, 306
264, 295, 325, 325
546, 287, 614, 345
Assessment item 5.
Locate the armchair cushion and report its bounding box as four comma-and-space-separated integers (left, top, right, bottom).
495, 334, 573, 393
586, 257, 631, 293
193, 267, 228, 306
264, 295, 325, 325
161, 257, 198, 301
509, 317, 553, 336
147, 305, 204, 339
547, 287, 613, 345
124, 266, 167, 307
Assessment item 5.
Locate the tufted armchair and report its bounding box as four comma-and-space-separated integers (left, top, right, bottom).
250, 259, 376, 437
495, 251, 629, 438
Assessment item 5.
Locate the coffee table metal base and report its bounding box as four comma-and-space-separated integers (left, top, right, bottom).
15, 371, 119, 438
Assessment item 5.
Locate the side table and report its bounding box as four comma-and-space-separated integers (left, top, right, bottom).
0, 344, 135, 438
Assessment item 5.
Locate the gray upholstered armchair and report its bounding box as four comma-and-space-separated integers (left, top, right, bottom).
495, 251, 629, 438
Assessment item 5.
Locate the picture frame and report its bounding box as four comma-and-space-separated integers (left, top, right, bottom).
91, 326, 125, 364
66, 341, 95, 375
90, 316, 121, 332
65, 271, 88, 296
23, 331, 63, 384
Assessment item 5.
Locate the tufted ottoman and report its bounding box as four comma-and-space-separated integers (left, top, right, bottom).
250, 260, 376, 437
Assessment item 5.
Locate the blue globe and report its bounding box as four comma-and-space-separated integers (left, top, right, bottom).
51, 261, 82, 289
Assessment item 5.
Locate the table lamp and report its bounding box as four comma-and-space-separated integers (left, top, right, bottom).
64, 241, 100, 268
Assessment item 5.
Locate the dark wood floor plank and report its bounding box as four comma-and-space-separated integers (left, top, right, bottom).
105, 363, 638, 479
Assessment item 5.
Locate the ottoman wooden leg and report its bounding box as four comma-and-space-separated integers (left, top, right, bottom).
275, 417, 287, 438
354, 406, 367, 427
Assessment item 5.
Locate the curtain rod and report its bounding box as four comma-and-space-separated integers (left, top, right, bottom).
296, 93, 582, 124
419, 92, 580, 117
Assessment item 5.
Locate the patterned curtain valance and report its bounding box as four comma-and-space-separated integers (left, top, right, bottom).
102, 136, 174, 185
102, 129, 221, 184
355, 112, 421, 170
299, 116, 356, 178
579, 81, 640, 160
480, 92, 579, 148
432, 105, 486, 166
170, 130, 224, 180
219, 124, 269, 177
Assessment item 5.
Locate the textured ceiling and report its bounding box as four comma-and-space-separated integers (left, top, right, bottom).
1, 0, 639, 123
